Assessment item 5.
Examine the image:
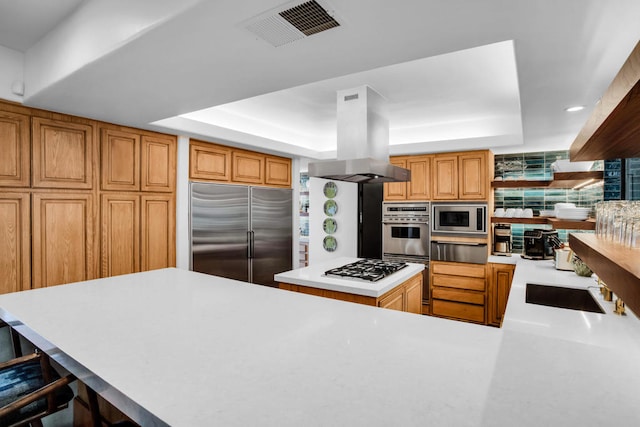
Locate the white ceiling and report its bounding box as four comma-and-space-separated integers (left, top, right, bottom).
2, 0, 640, 160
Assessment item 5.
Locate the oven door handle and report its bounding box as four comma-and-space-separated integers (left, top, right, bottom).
431, 240, 485, 246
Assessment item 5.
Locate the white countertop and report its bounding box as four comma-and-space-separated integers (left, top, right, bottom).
274, 257, 425, 297
1, 260, 640, 426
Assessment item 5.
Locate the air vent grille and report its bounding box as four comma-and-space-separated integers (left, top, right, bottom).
279, 0, 340, 36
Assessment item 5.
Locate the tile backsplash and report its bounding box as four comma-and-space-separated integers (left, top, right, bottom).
493, 150, 602, 253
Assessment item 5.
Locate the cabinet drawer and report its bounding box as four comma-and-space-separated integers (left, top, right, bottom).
432, 287, 484, 305
432, 273, 486, 291
432, 262, 485, 278
432, 299, 485, 323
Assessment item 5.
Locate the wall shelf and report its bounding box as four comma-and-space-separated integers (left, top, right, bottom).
492, 217, 595, 230
491, 171, 603, 189
569, 233, 640, 314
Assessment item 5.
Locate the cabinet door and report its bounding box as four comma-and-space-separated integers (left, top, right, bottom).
488, 263, 515, 326
407, 155, 432, 200
141, 195, 175, 271
0, 110, 30, 187
383, 157, 407, 200
404, 274, 423, 314
459, 152, 487, 200
141, 135, 176, 192
232, 151, 264, 184
265, 156, 292, 187
101, 194, 140, 278
378, 286, 405, 311
0, 194, 30, 294
189, 140, 231, 182
101, 128, 140, 191
32, 193, 95, 288
432, 155, 458, 200
32, 118, 94, 189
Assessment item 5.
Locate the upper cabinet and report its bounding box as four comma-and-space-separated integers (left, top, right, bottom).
101, 126, 176, 192
189, 139, 292, 188
570, 41, 640, 161
384, 155, 432, 201
0, 110, 30, 187
433, 150, 492, 201
32, 117, 94, 189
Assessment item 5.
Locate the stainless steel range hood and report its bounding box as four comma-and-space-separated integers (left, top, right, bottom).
308, 86, 410, 183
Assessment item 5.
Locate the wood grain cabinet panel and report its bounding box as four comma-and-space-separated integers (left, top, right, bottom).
432, 154, 459, 200
459, 152, 488, 200
407, 155, 432, 200
383, 157, 407, 200
403, 273, 423, 314
101, 128, 140, 191
141, 195, 175, 272
32, 118, 94, 189
0, 194, 30, 294
0, 110, 30, 187
189, 140, 231, 182
32, 193, 95, 288
101, 194, 140, 278
378, 286, 405, 311
487, 263, 515, 327
232, 151, 264, 184
431, 261, 487, 324
265, 156, 292, 187
141, 135, 176, 192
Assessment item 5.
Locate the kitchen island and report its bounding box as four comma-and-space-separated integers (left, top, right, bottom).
275, 257, 425, 313
0, 261, 639, 426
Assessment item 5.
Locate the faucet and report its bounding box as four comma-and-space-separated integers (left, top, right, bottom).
614, 298, 626, 316
599, 279, 613, 302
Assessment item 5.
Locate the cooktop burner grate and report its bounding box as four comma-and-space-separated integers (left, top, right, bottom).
324, 259, 408, 282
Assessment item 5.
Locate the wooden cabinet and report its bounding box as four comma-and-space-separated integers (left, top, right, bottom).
189, 139, 292, 188
101, 127, 176, 192
487, 263, 515, 327
384, 155, 432, 201
280, 272, 423, 314
31, 192, 95, 289
0, 193, 30, 294
101, 193, 175, 277
432, 151, 491, 200
431, 261, 487, 324
189, 140, 231, 182
383, 158, 407, 200
32, 117, 94, 189
0, 110, 30, 187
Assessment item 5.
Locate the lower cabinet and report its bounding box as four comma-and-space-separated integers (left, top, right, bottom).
430, 261, 487, 324
0, 193, 30, 294
487, 263, 515, 327
279, 272, 423, 314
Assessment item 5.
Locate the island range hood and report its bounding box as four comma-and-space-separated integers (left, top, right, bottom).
308, 86, 410, 183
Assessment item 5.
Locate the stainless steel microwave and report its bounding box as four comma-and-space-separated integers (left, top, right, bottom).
432, 203, 488, 236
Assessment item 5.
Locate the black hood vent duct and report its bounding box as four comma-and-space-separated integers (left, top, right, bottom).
308, 86, 410, 183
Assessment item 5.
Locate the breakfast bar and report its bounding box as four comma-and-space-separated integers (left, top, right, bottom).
1, 262, 640, 426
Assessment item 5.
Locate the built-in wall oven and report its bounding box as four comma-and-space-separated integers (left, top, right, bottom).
382, 202, 430, 305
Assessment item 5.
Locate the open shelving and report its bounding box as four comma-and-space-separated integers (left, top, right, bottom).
491, 171, 603, 189
491, 216, 595, 230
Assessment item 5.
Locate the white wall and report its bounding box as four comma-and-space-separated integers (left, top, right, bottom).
309, 177, 358, 264
175, 135, 190, 270
0, 45, 24, 102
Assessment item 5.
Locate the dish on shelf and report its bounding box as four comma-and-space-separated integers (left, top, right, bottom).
539, 209, 555, 217
324, 200, 338, 216
555, 208, 590, 220
550, 159, 594, 172
323, 218, 337, 234
323, 236, 337, 252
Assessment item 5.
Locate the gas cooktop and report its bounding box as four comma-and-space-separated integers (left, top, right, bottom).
324, 259, 408, 282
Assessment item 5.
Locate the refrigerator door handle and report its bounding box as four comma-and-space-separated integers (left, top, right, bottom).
247, 230, 254, 259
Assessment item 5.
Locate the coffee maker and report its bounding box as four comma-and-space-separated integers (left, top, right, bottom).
493, 223, 512, 256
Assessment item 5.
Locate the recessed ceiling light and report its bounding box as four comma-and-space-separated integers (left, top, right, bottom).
565, 105, 585, 112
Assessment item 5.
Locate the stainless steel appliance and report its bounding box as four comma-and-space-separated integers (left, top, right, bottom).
432, 203, 488, 237
522, 229, 560, 260
358, 183, 384, 259
431, 241, 488, 264
324, 259, 408, 282
493, 223, 512, 256
190, 182, 292, 287
382, 202, 430, 304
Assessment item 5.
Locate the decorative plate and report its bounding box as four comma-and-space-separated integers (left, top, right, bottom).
323, 199, 338, 216
323, 236, 337, 252
323, 182, 338, 198
323, 218, 337, 234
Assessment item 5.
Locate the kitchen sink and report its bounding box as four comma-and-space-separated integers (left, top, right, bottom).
525, 283, 605, 313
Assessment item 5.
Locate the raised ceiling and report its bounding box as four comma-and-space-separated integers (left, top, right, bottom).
1, 0, 640, 159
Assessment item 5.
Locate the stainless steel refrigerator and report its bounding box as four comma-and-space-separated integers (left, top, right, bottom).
190, 182, 293, 287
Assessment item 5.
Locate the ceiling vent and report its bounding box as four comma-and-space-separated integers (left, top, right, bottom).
243, 0, 340, 47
